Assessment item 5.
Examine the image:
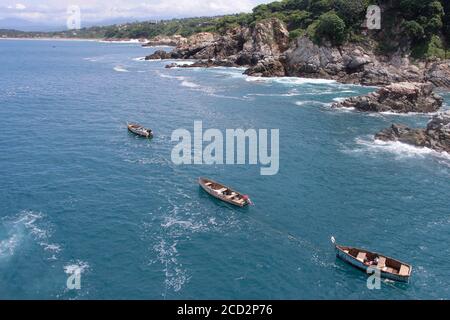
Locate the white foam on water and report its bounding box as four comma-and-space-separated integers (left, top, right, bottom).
145, 185, 241, 295
246, 92, 301, 98
152, 239, 189, 293
181, 80, 200, 88
332, 97, 347, 103
245, 76, 337, 85
0, 210, 62, 260
83, 57, 100, 62
64, 260, 90, 275
346, 137, 450, 165
100, 39, 141, 44
295, 100, 331, 107
132, 57, 146, 61
113, 66, 129, 72
379, 111, 439, 117
166, 60, 195, 67
161, 216, 205, 232
157, 71, 213, 93
0, 233, 21, 258
334, 106, 356, 112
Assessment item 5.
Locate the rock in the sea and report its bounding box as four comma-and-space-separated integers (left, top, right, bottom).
145, 50, 173, 60
375, 111, 450, 153
333, 82, 443, 113
244, 57, 286, 77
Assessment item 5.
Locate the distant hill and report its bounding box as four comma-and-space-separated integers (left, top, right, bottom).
0, 18, 65, 32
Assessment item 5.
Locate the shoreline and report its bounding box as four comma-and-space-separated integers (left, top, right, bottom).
0, 37, 145, 43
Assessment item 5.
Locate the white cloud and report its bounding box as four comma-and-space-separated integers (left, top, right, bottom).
15, 3, 27, 10
0, 0, 272, 26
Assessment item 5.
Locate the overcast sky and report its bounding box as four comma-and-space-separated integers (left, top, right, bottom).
0, 0, 272, 26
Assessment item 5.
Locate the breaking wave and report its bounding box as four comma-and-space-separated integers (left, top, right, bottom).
180, 80, 200, 88
245, 76, 336, 85
295, 100, 331, 107
166, 60, 195, 67
157, 72, 213, 94
345, 136, 450, 165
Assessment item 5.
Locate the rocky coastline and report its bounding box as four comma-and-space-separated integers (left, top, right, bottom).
375, 112, 450, 154
142, 18, 450, 89
141, 18, 449, 155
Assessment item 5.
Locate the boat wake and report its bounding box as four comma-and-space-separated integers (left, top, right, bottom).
144, 183, 240, 295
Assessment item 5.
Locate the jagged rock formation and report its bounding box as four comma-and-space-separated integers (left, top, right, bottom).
375, 112, 450, 153
243, 57, 286, 77
332, 82, 443, 113
144, 50, 173, 60
145, 18, 289, 69
283, 37, 439, 86
425, 61, 450, 88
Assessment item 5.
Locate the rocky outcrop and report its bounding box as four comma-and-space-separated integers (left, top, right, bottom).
173, 19, 289, 63
145, 18, 289, 69
375, 111, 450, 153
332, 82, 443, 113
283, 36, 432, 86
143, 35, 187, 47
145, 50, 174, 60
242, 18, 289, 58
141, 21, 450, 90
425, 61, 450, 89
244, 57, 286, 77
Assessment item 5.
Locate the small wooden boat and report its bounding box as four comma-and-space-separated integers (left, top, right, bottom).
127, 123, 153, 138
331, 237, 412, 282
199, 177, 252, 207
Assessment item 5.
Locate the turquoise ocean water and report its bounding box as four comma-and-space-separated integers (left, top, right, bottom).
0, 40, 449, 299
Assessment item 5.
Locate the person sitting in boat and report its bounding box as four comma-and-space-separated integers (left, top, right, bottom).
364, 256, 380, 266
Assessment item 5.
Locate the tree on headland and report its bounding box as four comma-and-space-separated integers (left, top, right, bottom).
314, 11, 346, 46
